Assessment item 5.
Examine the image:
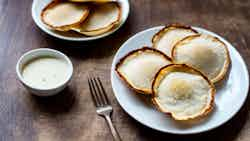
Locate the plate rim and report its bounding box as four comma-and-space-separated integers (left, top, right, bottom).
31, 0, 130, 42
110, 26, 249, 134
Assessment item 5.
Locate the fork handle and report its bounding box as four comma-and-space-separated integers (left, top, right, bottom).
104, 115, 122, 141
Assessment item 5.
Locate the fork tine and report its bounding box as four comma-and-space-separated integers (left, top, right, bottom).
91, 77, 105, 106
88, 77, 101, 107
93, 77, 107, 105
97, 77, 110, 104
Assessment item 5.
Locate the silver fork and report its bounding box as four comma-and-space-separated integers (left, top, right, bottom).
88, 77, 122, 141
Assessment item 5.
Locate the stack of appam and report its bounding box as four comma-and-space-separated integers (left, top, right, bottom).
41, 0, 121, 36
116, 24, 230, 121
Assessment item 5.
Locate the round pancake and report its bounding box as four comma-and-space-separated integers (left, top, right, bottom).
41, 1, 89, 31
72, 2, 121, 36
116, 47, 172, 95
172, 34, 230, 83
152, 24, 197, 58
152, 64, 215, 120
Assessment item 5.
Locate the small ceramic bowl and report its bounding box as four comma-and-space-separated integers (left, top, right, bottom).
16, 48, 73, 96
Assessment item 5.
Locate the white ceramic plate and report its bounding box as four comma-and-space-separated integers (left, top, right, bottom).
31, 0, 130, 41
111, 26, 249, 134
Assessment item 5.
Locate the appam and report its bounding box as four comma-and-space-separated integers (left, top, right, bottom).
73, 2, 121, 36
172, 34, 230, 83
41, 1, 89, 31
152, 64, 215, 121
152, 24, 197, 58
116, 47, 172, 94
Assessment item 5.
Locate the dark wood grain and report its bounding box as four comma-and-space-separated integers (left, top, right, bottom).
1, 0, 250, 141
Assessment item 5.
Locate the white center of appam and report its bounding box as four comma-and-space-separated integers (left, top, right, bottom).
156, 29, 196, 57
120, 53, 170, 91
156, 72, 211, 118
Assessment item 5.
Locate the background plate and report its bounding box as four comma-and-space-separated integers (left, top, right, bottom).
111, 26, 249, 134
32, 0, 129, 41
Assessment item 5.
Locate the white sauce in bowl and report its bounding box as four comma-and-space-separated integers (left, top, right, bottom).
22, 57, 70, 89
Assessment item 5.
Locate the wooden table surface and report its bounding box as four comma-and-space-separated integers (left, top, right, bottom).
1, 0, 250, 140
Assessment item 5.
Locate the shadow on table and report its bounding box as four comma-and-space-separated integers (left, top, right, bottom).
31, 87, 76, 115
126, 93, 250, 141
